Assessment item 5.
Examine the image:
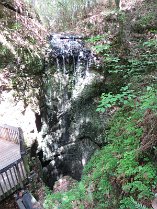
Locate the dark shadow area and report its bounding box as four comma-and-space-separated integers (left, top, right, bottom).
38, 149, 51, 167
35, 113, 42, 132
30, 139, 38, 158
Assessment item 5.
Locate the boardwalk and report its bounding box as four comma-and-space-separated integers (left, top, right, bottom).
0, 139, 21, 170
0, 125, 28, 200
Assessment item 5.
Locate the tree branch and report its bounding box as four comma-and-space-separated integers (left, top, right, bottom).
0, 1, 22, 15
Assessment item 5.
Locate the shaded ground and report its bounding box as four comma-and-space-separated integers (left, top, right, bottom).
0, 195, 18, 209
0, 184, 45, 209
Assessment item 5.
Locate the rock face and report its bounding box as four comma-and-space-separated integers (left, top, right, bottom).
38, 34, 107, 187
0, 0, 46, 147
0, 71, 38, 146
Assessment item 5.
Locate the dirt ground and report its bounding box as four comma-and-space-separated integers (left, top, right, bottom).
0, 196, 18, 209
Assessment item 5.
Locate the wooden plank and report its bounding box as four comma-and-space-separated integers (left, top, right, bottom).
0, 140, 21, 170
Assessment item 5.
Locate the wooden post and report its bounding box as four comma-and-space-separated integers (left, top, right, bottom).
15, 162, 24, 189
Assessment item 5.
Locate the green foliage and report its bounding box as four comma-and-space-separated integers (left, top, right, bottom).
89, 87, 157, 208
16, 47, 42, 75
88, 34, 157, 86
93, 43, 111, 53
135, 13, 156, 31
143, 39, 157, 48
44, 181, 86, 209
0, 45, 12, 57
27, 36, 37, 45
96, 85, 136, 112
127, 40, 157, 76
140, 86, 157, 111
44, 86, 157, 208
87, 35, 106, 44
120, 197, 149, 209
0, 44, 15, 69
9, 22, 22, 30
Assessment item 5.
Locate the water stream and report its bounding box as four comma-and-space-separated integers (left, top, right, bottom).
37, 34, 107, 187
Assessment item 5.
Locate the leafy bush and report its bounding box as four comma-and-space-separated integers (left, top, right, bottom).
120, 197, 149, 209
87, 34, 157, 88
96, 85, 136, 112
134, 13, 156, 32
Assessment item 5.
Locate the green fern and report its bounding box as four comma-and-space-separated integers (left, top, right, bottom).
130, 197, 149, 209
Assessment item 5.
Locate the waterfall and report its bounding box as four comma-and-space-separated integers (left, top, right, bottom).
38, 34, 106, 187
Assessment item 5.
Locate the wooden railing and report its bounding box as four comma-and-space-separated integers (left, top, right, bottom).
0, 124, 19, 144
0, 160, 27, 201
0, 125, 29, 201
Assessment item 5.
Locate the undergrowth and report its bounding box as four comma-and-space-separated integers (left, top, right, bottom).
44, 86, 157, 208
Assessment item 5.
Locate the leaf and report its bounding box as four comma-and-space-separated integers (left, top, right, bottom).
146, 86, 152, 91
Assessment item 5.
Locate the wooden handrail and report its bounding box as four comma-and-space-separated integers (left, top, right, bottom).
0, 125, 19, 144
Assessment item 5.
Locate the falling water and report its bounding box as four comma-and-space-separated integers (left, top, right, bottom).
39, 34, 106, 187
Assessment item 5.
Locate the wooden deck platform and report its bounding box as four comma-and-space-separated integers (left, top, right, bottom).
0, 139, 21, 170
0, 125, 28, 201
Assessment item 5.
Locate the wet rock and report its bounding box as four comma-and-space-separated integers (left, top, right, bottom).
38, 34, 108, 187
